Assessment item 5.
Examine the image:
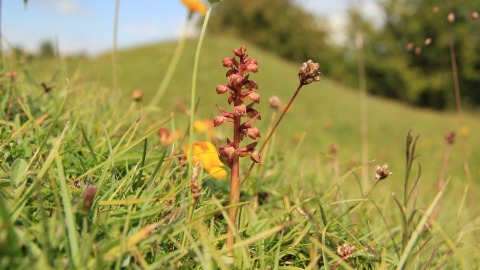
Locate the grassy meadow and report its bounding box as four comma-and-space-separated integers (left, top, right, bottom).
1, 33, 480, 269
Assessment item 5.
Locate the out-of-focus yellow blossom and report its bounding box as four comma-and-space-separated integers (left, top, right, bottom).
186, 142, 227, 179
460, 125, 469, 137
194, 120, 213, 133
181, 0, 207, 15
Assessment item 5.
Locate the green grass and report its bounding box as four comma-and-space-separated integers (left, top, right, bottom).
1, 34, 480, 269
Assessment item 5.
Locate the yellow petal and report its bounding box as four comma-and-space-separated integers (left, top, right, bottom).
207, 166, 227, 179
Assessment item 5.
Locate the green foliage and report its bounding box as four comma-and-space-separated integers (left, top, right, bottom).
207, 0, 341, 75
344, 0, 480, 109
1, 34, 480, 269
39, 40, 55, 58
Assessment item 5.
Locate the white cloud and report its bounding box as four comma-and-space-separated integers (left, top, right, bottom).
37, 0, 90, 15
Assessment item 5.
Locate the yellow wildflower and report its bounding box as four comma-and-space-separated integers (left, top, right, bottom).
194, 120, 213, 133
460, 125, 469, 137
186, 142, 227, 179
181, 0, 207, 15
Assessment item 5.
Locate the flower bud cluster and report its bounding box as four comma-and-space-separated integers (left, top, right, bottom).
215, 46, 261, 167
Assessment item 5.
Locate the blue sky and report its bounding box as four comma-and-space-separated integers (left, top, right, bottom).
2, 0, 380, 55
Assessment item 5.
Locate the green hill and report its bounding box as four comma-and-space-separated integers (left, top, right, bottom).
29, 35, 480, 187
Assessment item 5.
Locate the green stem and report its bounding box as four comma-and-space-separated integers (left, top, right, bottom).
188, 7, 211, 172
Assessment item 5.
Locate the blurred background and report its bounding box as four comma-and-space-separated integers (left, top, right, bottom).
5, 0, 479, 110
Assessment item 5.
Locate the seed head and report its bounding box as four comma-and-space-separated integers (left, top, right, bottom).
269, 95, 282, 111
444, 131, 455, 145
298, 60, 321, 85
425, 38, 432, 45
337, 243, 355, 259
432, 6, 440, 13
375, 163, 393, 181
448, 13, 455, 23
130, 89, 144, 101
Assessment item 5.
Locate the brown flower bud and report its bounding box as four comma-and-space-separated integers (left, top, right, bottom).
82, 185, 98, 211
246, 126, 261, 140
245, 60, 258, 73
222, 57, 235, 67
328, 144, 339, 155
234, 103, 246, 116
213, 115, 225, 127
244, 80, 258, 90
444, 131, 455, 145
216, 84, 229, 94
250, 150, 260, 163
406, 43, 414, 51
414, 46, 422, 55
245, 107, 261, 119
448, 13, 455, 23
130, 89, 143, 101
375, 164, 393, 181
228, 74, 243, 87
472, 11, 479, 20
269, 95, 281, 110
298, 60, 321, 85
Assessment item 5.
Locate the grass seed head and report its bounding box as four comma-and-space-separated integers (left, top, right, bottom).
375, 163, 393, 180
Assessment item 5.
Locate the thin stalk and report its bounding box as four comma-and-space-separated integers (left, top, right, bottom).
148, 16, 191, 107
112, 0, 120, 91
241, 84, 303, 187
356, 31, 369, 187
188, 7, 211, 175
258, 110, 277, 175
447, 19, 471, 187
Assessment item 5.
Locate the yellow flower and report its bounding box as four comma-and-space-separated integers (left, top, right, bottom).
186, 142, 227, 179
460, 125, 470, 137
194, 120, 213, 133
181, 0, 207, 15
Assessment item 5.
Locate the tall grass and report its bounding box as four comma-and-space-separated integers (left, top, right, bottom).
1, 3, 480, 268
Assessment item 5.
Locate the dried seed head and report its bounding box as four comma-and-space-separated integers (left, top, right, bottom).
130, 89, 143, 101
375, 163, 393, 181
425, 38, 432, 45
448, 13, 455, 23
328, 144, 339, 155
298, 60, 321, 85
444, 131, 455, 145
269, 95, 281, 110
472, 11, 479, 20
432, 6, 439, 13
337, 243, 355, 259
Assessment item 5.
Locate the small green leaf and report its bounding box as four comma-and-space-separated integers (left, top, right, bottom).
11, 158, 27, 188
